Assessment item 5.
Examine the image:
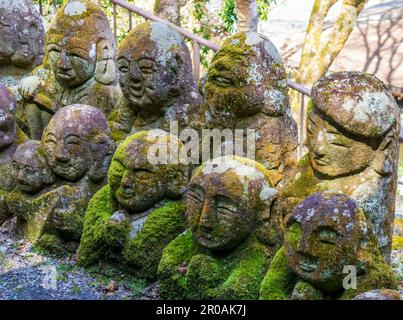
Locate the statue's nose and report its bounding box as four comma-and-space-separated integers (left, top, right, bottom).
58, 50, 71, 70
55, 143, 69, 162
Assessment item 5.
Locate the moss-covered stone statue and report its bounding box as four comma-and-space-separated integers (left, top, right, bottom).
6, 140, 58, 241
353, 289, 402, 300
203, 32, 298, 188
157, 156, 279, 299
108, 21, 201, 144
77, 130, 189, 279
8, 104, 115, 251
20, 0, 121, 139
0, 84, 27, 224
260, 192, 398, 300
275, 72, 400, 260
0, 0, 45, 133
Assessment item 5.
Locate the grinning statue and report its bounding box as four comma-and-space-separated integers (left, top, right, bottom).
20, 0, 121, 139
260, 192, 398, 300
0, 84, 27, 224
77, 130, 189, 279
274, 71, 400, 260
0, 0, 45, 134
157, 156, 279, 299
109, 21, 202, 144
203, 32, 298, 188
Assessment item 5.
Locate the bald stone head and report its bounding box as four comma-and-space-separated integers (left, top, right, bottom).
308, 72, 399, 177
42, 104, 114, 182
205, 32, 289, 127
108, 129, 188, 212
187, 156, 277, 251
117, 21, 195, 115
284, 192, 375, 293
45, 0, 117, 88
0, 0, 44, 69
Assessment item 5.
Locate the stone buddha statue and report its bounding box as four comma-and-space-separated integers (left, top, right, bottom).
77, 130, 189, 279
20, 0, 121, 139
0, 84, 27, 224
260, 192, 398, 300
275, 71, 400, 260
157, 156, 279, 299
109, 21, 202, 144
203, 32, 298, 188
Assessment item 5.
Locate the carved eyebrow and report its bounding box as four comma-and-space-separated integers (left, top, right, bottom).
65, 134, 81, 139
45, 133, 57, 140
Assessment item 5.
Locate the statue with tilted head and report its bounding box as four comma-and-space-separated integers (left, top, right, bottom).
109, 21, 202, 144
20, 0, 121, 139
203, 32, 298, 188
8, 104, 115, 253
274, 72, 400, 260
157, 156, 279, 299
78, 130, 188, 279
260, 192, 398, 300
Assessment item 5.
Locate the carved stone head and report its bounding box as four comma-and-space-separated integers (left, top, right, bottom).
284, 192, 375, 293
308, 72, 399, 178
41, 104, 114, 182
0, 84, 17, 149
204, 32, 289, 127
44, 0, 117, 88
117, 21, 195, 116
187, 156, 278, 251
12, 140, 55, 194
0, 0, 44, 70
108, 130, 188, 213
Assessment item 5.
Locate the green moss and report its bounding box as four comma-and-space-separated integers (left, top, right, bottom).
123, 201, 186, 279
392, 235, 403, 250
158, 230, 270, 300
259, 246, 296, 300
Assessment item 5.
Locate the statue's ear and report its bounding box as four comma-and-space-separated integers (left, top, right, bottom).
94, 40, 117, 85
88, 134, 116, 182
371, 129, 396, 176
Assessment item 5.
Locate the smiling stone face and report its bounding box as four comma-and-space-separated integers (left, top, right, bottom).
41, 104, 112, 182
0, 84, 17, 149
284, 192, 368, 293
45, 0, 115, 88
117, 21, 190, 115
12, 140, 54, 194
187, 156, 277, 251
108, 130, 187, 213
0, 0, 44, 70
204, 32, 288, 127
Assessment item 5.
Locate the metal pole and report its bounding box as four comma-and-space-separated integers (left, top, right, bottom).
193, 41, 200, 82
39, 0, 43, 15
299, 93, 305, 159
129, 11, 132, 30
113, 3, 117, 42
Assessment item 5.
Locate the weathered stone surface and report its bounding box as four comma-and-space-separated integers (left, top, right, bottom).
0, 0, 45, 134
20, 0, 122, 139
274, 71, 400, 260
157, 156, 279, 299
77, 130, 188, 279
203, 32, 298, 188
0, 84, 27, 224
6, 104, 114, 249
260, 192, 398, 300
109, 21, 201, 144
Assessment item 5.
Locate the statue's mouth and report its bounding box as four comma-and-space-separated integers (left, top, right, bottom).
129, 84, 143, 98
118, 190, 135, 199
57, 71, 74, 80
298, 258, 318, 273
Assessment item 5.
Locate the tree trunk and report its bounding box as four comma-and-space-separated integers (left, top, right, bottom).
154, 0, 181, 25
236, 0, 258, 32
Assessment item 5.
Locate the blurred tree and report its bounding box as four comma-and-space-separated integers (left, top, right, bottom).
236, 0, 258, 32
154, 0, 182, 25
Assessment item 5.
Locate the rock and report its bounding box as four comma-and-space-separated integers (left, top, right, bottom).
105, 280, 118, 293
353, 289, 402, 300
